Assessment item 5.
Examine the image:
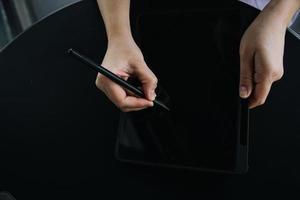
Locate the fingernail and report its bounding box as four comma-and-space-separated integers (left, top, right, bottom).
150, 91, 156, 101
153, 93, 157, 100
240, 86, 248, 98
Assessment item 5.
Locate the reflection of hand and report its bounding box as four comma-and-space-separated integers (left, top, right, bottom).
96, 38, 158, 112
239, 0, 300, 108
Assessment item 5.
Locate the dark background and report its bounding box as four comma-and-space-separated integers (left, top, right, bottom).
0, 0, 300, 199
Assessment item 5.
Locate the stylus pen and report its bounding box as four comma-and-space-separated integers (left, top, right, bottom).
68, 49, 170, 111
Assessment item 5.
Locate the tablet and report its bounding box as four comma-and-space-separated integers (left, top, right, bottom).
115, 7, 249, 173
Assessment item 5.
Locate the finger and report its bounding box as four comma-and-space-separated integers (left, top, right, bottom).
95, 67, 129, 90
249, 78, 272, 109
102, 77, 154, 111
123, 107, 149, 112
239, 49, 254, 99
122, 98, 153, 112
96, 72, 153, 111
95, 73, 105, 91
100, 76, 127, 105
122, 96, 154, 110
133, 62, 158, 101
248, 49, 284, 109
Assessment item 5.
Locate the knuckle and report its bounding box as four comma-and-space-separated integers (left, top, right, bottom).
149, 77, 158, 86
95, 79, 99, 88
115, 99, 124, 109
258, 99, 266, 106
95, 79, 103, 91
253, 97, 265, 106
240, 75, 252, 81
132, 59, 145, 67
271, 68, 284, 81
253, 96, 266, 106
255, 71, 273, 85
153, 77, 158, 85
95, 79, 102, 87
239, 44, 249, 59
95, 75, 104, 88
254, 44, 265, 53
95, 76, 100, 86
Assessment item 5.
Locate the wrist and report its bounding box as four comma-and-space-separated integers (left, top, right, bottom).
107, 28, 133, 42
107, 34, 136, 47
263, 0, 300, 28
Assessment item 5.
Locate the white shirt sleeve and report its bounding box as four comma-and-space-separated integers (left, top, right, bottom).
239, 0, 270, 10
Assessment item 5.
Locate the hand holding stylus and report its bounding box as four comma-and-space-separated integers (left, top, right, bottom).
95, 38, 158, 112
96, 0, 158, 112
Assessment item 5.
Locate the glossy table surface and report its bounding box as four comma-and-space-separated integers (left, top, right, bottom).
0, 1, 300, 199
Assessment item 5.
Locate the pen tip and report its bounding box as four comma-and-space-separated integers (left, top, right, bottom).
154, 100, 170, 111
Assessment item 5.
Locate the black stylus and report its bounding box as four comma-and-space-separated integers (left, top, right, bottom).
68, 49, 170, 111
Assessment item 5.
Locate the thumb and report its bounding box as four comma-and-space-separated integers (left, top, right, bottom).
239, 52, 254, 99
133, 62, 158, 101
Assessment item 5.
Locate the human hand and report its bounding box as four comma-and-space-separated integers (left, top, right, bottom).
239, 2, 290, 109
239, 0, 300, 108
95, 38, 158, 112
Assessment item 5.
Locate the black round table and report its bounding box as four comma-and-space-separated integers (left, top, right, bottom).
0, 1, 300, 199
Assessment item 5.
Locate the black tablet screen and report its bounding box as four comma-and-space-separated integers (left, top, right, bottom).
116, 8, 249, 173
